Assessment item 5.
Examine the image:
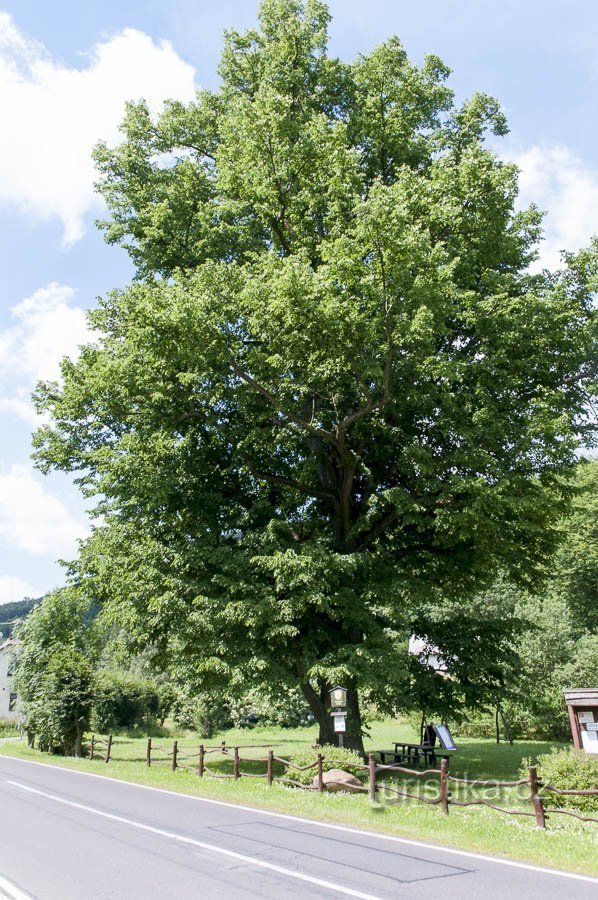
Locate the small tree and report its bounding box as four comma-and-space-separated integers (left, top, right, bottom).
27, 649, 93, 756
14, 588, 100, 755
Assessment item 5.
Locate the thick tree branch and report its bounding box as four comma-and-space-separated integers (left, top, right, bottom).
244, 460, 338, 505
355, 508, 397, 548
229, 359, 341, 449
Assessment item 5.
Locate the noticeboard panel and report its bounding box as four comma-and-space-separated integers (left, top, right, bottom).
433, 723, 457, 751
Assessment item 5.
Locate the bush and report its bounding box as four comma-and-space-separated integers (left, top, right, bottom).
228, 685, 313, 730
171, 691, 232, 737
285, 744, 365, 786
0, 718, 19, 737
26, 648, 93, 756
531, 749, 598, 814
92, 671, 161, 732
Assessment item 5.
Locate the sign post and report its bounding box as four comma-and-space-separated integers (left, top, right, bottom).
329, 686, 348, 748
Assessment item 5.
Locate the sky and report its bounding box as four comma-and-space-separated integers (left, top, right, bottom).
0, 0, 596, 607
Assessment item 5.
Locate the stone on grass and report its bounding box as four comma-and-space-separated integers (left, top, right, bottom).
311, 768, 362, 792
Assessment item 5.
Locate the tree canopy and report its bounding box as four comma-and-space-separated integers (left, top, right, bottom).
33, 0, 596, 751
14, 588, 100, 755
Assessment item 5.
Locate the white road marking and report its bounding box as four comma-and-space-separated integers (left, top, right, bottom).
2, 753, 597, 886
8, 780, 381, 900
0, 875, 34, 900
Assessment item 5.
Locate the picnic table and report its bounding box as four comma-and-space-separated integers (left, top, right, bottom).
377, 724, 457, 770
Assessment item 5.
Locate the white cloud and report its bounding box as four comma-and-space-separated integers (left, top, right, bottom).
513, 145, 598, 271
0, 282, 90, 424
0, 464, 88, 557
0, 574, 38, 606
0, 14, 197, 244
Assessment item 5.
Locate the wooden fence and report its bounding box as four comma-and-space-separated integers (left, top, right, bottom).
88, 737, 598, 830
88, 734, 112, 763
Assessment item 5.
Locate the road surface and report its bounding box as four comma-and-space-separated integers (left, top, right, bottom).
0, 754, 596, 899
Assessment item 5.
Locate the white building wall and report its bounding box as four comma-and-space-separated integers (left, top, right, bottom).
0, 641, 19, 721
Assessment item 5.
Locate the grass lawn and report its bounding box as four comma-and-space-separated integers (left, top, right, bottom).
2, 720, 596, 877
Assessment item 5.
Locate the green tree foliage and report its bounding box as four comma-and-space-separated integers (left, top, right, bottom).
33, 1, 596, 751
551, 460, 598, 631
91, 670, 161, 732
14, 589, 101, 756
25, 649, 93, 757
404, 578, 524, 727
462, 461, 598, 740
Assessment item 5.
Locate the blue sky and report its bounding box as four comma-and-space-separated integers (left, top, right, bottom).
0, 0, 596, 607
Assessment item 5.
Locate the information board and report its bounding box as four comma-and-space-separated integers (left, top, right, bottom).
433, 723, 457, 751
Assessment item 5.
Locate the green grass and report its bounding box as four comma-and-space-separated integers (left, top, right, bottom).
2, 720, 596, 877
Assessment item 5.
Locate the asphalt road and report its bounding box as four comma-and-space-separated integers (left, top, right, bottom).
0, 755, 596, 900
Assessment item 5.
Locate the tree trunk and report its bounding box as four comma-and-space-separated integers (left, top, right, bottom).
73, 722, 83, 758
346, 687, 365, 758
299, 680, 365, 758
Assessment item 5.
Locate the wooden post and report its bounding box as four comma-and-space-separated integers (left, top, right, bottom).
199, 744, 205, 778
146, 737, 152, 767
267, 750, 273, 787
172, 740, 178, 771
529, 766, 546, 829
499, 707, 514, 745
105, 734, 112, 763
495, 707, 500, 744
317, 753, 324, 793
440, 758, 449, 815
89, 735, 95, 760
567, 704, 582, 750
233, 746, 239, 780
368, 753, 376, 802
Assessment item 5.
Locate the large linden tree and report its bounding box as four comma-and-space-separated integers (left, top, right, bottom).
34, 0, 595, 751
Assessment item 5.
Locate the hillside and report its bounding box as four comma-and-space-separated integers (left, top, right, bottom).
0, 598, 42, 639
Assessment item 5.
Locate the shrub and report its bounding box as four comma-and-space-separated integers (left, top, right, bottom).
171, 691, 232, 737
25, 648, 93, 756
285, 744, 365, 786
92, 671, 160, 732
0, 718, 19, 737
228, 685, 313, 730
531, 749, 598, 814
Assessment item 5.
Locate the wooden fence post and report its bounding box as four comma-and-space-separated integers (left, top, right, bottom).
529, 766, 546, 829
233, 746, 240, 780
146, 737, 152, 767
267, 750, 273, 787
199, 744, 205, 778
440, 758, 449, 815
369, 753, 376, 802
317, 753, 324, 793
172, 740, 178, 771
499, 708, 514, 745
89, 735, 95, 760
105, 735, 112, 764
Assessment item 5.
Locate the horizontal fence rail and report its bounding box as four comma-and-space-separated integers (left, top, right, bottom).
84, 737, 598, 830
